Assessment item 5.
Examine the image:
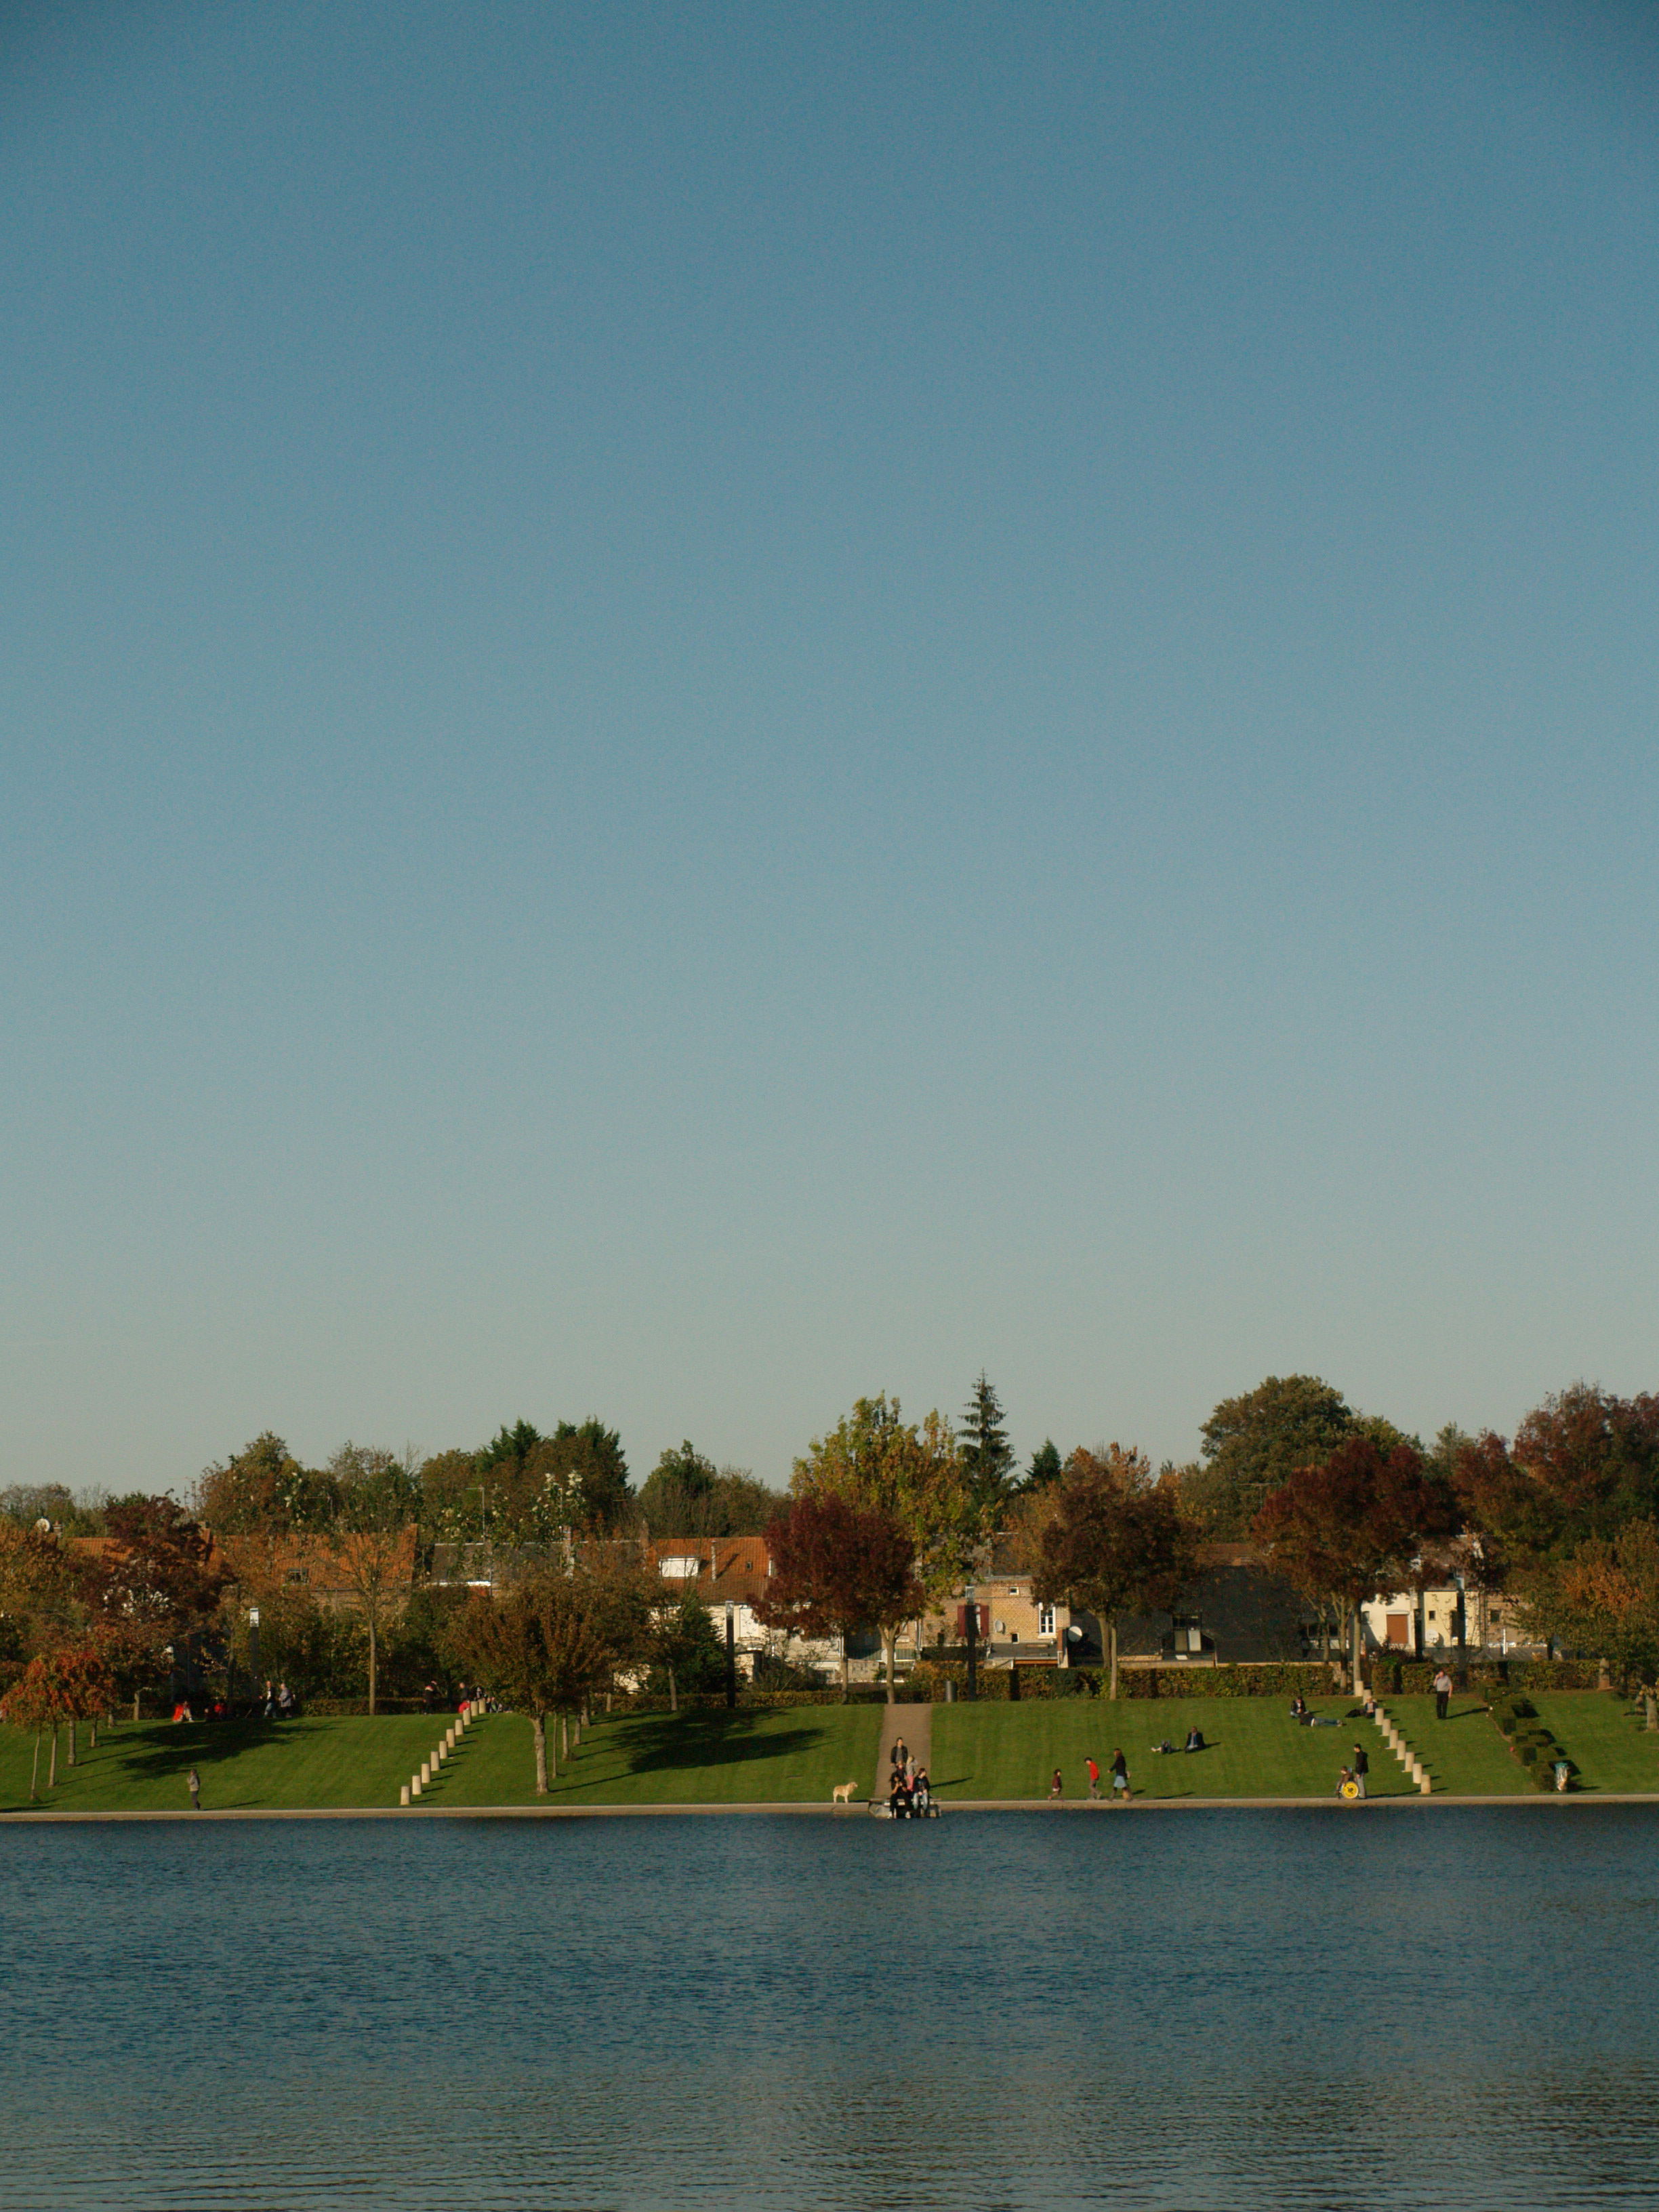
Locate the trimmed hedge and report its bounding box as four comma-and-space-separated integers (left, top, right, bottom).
1380, 1658, 1604, 1695
1489, 1692, 1574, 1791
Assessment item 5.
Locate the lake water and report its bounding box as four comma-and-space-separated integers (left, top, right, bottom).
1, 1807, 1656, 2211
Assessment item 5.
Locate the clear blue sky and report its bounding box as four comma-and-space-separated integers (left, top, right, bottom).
3, 1, 1656, 1496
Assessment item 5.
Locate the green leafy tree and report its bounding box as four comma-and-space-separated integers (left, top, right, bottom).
326, 1446, 420, 1715
196, 1434, 340, 1534
543, 1420, 633, 1530
449, 1572, 612, 1794
1023, 1440, 1063, 1492
1029, 1447, 1197, 1698
792, 1395, 978, 1689
637, 1441, 718, 1531
0, 1483, 106, 1538
959, 1374, 1016, 1517
638, 1445, 781, 1536
467, 1418, 634, 1540
648, 1583, 726, 1710
1185, 1376, 1358, 1536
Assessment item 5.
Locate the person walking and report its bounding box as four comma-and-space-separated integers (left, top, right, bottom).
186, 1767, 201, 1812
1086, 1755, 1101, 1799
1110, 1749, 1132, 1802
1433, 1667, 1453, 1721
1049, 1767, 1063, 1799
1351, 1743, 1369, 1799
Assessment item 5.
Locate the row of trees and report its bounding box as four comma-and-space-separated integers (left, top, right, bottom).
0, 1497, 226, 1793
7, 1374, 1657, 1754
752, 1378, 1659, 1709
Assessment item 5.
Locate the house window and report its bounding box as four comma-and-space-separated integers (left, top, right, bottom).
1171, 1614, 1202, 1654
285, 1568, 308, 1584
1007, 1586, 1019, 1597
660, 1557, 700, 1580
1038, 1603, 1055, 1635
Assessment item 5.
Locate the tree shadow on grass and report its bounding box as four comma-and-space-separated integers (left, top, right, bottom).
112, 1717, 295, 1782
611, 1711, 826, 1778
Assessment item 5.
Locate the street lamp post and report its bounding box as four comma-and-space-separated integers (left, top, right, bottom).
724, 1600, 737, 1711
248, 1606, 261, 1708
964, 1582, 978, 1702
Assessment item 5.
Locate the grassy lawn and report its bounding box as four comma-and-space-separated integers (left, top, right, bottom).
0, 1706, 884, 1813
930, 1696, 1434, 1799
0, 1713, 453, 1814
1530, 1694, 1659, 1795
438, 1707, 883, 1806
1380, 1694, 1531, 1795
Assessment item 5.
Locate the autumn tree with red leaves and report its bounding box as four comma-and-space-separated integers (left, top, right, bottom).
1029, 1446, 1197, 1699
756, 1492, 922, 1703
1253, 1437, 1452, 1691
1455, 1388, 1659, 1679
75, 1497, 227, 1712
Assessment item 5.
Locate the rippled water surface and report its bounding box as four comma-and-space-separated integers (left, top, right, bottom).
2, 1807, 1657, 2210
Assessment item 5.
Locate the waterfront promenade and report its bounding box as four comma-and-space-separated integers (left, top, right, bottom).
3, 1692, 1656, 1816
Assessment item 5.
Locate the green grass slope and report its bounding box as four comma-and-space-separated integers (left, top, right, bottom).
1530, 1694, 1659, 1794
1380, 1694, 1531, 1795
930, 1696, 1435, 1799
0, 1706, 884, 1814
438, 1707, 883, 1806
0, 1714, 451, 1814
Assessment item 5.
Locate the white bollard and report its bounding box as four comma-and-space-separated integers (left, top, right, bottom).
401, 1784, 410, 1807
412, 1774, 422, 1798
420, 1761, 431, 1788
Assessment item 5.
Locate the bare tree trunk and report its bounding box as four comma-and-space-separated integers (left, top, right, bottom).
882, 1629, 896, 1704
48, 1725, 58, 1789
531, 1712, 548, 1795
668, 1664, 678, 1715
560, 1713, 569, 1760
1108, 1620, 1119, 1700
1645, 1687, 1658, 1734
67, 1717, 77, 1767
30, 1732, 41, 1801
89, 1716, 99, 1750
133, 1694, 141, 1723
367, 1618, 378, 1717
840, 1645, 850, 1704
1352, 1608, 1364, 1698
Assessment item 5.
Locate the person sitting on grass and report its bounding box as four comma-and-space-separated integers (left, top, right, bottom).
1290, 1694, 1309, 1720
1185, 1727, 1205, 1753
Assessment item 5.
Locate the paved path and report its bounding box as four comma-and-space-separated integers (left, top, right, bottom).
874, 1702, 933, 1801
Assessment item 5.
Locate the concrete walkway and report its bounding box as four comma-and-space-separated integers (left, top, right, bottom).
874, 1702, 932, 1801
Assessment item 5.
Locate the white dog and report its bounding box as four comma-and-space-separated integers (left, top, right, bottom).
831, 1780, 859, 1805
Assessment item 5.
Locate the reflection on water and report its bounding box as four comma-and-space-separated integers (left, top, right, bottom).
1, 1807, 1656, 2209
